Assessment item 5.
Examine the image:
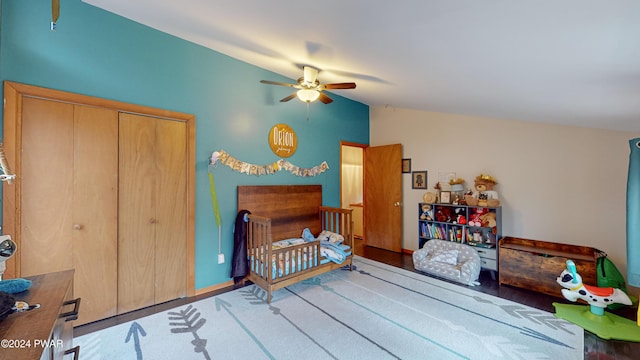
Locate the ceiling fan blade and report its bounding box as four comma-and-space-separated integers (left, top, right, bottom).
318, 92, 333, 104
322, 82, 357, 90
303, 66, 318, 84
280, 93, 297, 102
260, 80, 299, 88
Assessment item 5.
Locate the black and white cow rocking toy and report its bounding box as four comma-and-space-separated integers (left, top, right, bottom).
556, 259, 632, 316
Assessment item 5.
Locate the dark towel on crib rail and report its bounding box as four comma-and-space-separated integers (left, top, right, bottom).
231, 209, 251, 285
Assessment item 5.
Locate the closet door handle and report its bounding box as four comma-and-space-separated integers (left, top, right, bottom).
149, 218, 158, 224
60, 298, 81, 322
72, 224, 82, 230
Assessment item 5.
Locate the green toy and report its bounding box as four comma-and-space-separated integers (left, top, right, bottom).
553, 259, 640, 342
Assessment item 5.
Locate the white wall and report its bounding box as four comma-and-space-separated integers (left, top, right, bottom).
370, 106, 640, 295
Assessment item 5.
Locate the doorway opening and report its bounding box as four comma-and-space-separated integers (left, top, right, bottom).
340, 142, 366, 255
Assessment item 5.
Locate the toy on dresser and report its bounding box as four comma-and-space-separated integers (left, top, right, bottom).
465, 174, 500, 207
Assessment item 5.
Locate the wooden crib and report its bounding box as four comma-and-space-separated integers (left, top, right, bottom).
237, 185, 353, 303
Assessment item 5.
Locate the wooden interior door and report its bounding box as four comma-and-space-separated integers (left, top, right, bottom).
364, 144, 403, 252
118, 113, 188, 313
72, 106, 119, 324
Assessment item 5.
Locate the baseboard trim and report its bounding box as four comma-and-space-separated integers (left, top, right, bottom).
402, 248, 414, 255
195, 279, 235, 296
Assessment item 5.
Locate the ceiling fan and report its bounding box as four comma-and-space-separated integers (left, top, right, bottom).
260, 66, 356, 104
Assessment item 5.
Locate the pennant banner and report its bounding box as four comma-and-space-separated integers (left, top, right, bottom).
209, 150, 328, 177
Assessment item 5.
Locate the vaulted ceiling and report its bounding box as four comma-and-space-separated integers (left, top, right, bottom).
84, 0, 640, 132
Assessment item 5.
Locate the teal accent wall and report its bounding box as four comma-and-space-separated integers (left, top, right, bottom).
0, 0, 369, 289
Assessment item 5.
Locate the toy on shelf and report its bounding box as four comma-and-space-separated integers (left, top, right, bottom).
448, 178, 465, 205
420, 204, 433, 221
480, 212, 497, 231
434, 182, 442, 202
468, 207, 489, 227
465, 174, 500, 207
553, 259, 640, 342
435, 206, 452, 223
453, 207, 466, 225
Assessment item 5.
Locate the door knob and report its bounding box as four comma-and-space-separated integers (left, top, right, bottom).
149, 218, 157, 224
394, 202, 401, 207
72, 224, 82, 230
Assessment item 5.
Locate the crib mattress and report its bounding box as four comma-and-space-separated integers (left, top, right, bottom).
251, 242, 351, 279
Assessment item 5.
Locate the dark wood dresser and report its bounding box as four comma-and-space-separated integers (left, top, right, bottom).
0, 269, 80, 360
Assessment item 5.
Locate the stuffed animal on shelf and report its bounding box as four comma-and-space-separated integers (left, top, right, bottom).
468, 207, 489, 227
435, 207, 452, 223
480, 212, 497, 231
480, 212, 498, 243
453, 207, 466, 224
465, 174, 500, 207
420, 204, 433, 221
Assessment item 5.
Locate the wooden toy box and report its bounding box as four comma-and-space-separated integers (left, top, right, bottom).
498, 237, 600, 298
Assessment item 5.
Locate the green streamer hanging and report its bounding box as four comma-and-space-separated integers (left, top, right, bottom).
208, 171, 222, 227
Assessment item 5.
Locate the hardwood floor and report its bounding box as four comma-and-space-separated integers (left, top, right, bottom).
75, 244, 640, 359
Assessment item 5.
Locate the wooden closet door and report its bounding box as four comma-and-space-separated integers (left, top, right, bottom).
20, 97, 74, 276
20, 98, 119, 325
118, 113, 157, 313
4, 82, 195, 323
154, 119, 187, 303
72, 106, 119, 324
118, 113, 188, 313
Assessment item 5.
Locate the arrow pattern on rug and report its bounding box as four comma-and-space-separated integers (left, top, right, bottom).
359, 258, 581, 338
471, 296, 575, 334
214, 297, 275, 359
290, 277, 470, 359
350, 259, 579, 351
125, 321, 146, 360
168, 304, 211, 360
238, 286, 340, 360
496, 303, 578, 334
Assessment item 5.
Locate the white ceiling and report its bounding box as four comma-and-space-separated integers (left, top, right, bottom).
83, 0, 640, 132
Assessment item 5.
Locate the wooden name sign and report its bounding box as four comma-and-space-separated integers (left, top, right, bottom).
269, 123, 297, 158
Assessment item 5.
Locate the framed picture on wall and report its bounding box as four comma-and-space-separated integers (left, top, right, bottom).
402, 158, 411, 173
412, 171, 427, 189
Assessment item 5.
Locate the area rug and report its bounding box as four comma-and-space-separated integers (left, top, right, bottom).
74, 256, 583, 359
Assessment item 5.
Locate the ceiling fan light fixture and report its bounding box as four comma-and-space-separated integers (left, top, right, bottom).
296, 89, 320, 103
